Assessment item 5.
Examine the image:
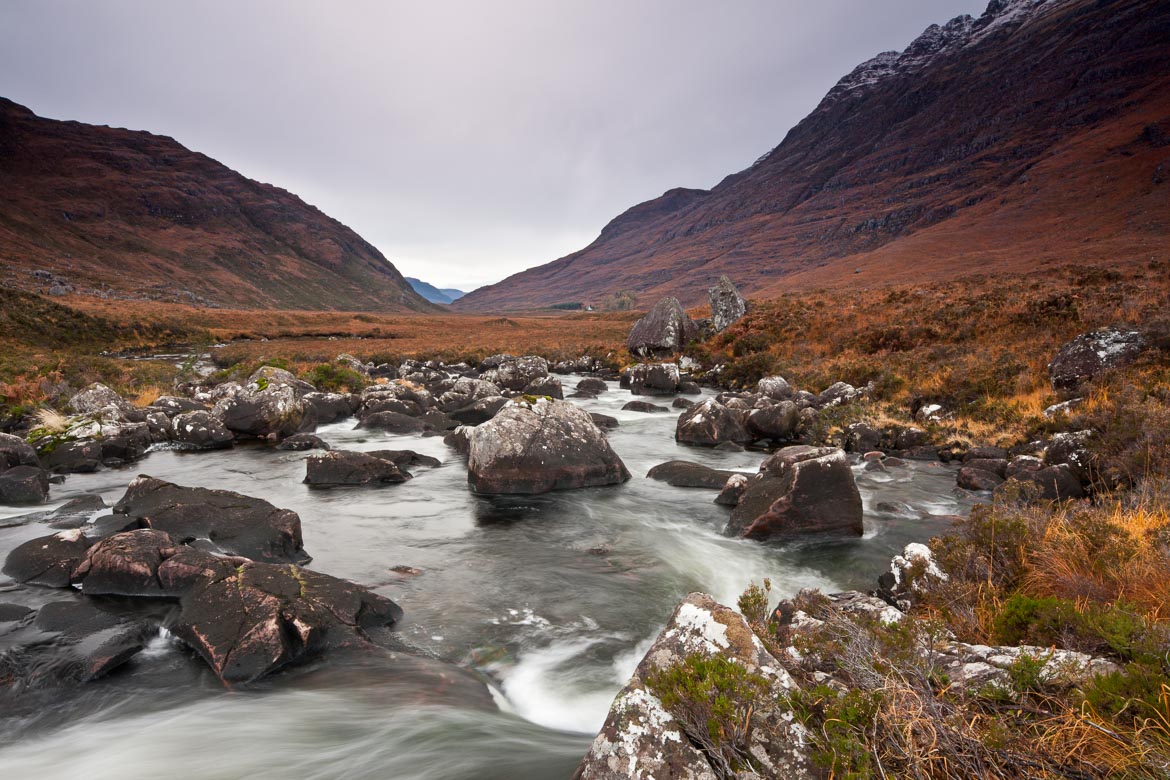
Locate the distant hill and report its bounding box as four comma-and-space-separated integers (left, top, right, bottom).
0, 98, 435, 311
406, 277, 467, 304
454, 0, 1170, 311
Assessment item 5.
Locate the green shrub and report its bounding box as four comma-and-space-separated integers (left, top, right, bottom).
301, 363, 368, 393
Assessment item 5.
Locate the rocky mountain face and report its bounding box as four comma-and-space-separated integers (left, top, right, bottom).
456, 0, 1170, 311
0, 99, 433, 311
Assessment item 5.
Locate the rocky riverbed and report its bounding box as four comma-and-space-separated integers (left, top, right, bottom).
0, 359, 981, 778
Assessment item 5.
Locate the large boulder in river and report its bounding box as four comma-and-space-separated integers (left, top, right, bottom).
304, 450, 411, 487
2, 528, 92, 586
213, 382, 311, 441
171, 560, 403, 686
646, 461, 737, 489
574, 592, 812, 780
71, 528, 183, 596
675, 398, 751, 447
628, 362, 681, 396
0, 432, 38, 471
746, 400, 799, 442
468, 398, 630, 494
728, 446, 863, 540
0, 464, 50, 504
112, 476, 310, 563
626, 297, 699, 359
1048, 327, 1147, 390
708, 275, 748, 333
302, 392, 353, 424
437, 377, 502, 412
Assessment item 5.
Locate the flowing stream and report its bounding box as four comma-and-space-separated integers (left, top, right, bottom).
0, 379, 971, 778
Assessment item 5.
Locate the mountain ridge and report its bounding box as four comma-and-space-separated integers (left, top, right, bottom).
454, 0, 1170, 311
0, 98, 435, 312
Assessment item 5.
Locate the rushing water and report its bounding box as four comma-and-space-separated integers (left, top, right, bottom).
0, 379, 971, 778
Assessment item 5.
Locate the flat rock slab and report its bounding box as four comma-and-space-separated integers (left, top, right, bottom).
304, 450, 411, 488
646, 461, 738, 489
112, 475, 310, 564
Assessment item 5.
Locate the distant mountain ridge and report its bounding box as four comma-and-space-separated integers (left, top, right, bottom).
406, 277, 467, 304
0, 98, 434, 311
455, 0, 1170, 311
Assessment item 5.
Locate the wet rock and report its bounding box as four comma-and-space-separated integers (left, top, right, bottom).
303, 392, 353, 424
626, 297, 699, 359
356, 411, 429, 433
366, 449, 441, 469
845, 422, 882, 453
2, 529, 92, 587
672, 397, 695, 409
576, 378, 608, 395
0, 432, 38, 470
171, 561, 403, 686
0, 599, 153, 687
145, 411, 172, 442
629, 362, 681, 396
1049, 327, 1147, 390
957, 466, 1005, 492
0, 603, 33, 622
0, 465, 50, 504
170, 410, 234, 450
213, 380, 311, 441
964, 458, 1008, 478
646, 461, 737, 489
448, 396, 509, 427
98, 421, 153, 465
362, 397, 423, 418
479, 355, 550, 392
708, 275, 748, 333
71, 529, 182, 596
589, 412, 619, 430
522, 376, 564, 400
276, 433, 331, 451
621, 400, 669, 413
728, 446, 863, 540
678, 380, 701, 395
113, 476, 309, 564
675, 398, 751, 447
746, 400, 799, 442
575, 592, 810, 780
304, 450, 411, 488
715, 473, 749, 506
468, 398, 630, 495
443, 426, 472, 456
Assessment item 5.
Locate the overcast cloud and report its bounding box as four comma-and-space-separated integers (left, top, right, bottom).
0, 1, 986, 291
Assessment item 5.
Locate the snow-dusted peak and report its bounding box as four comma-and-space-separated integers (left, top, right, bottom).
970, 0, 1053, 44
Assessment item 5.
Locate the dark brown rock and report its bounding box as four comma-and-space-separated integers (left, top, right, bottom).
646, 461, 738, 489
2, 529, 92, 587
304, 450, 411, 488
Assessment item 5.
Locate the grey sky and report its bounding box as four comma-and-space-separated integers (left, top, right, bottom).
0, 1, 986, 292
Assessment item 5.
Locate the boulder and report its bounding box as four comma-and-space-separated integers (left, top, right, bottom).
98, 421, 153, 464
213, 382, 310, 441
626, 297, 699, 359
672, 397, 695, 409
437, 378, 503, 412
728, 446, 863, 540
71, 529, 183, 596
1049, 327, 1147, 390
67, 383, 134, 417
646, 461, 738, 489
479, 355, 550, 391
675, 398, 751, 447
2, 528, 92, 587
276, 433, 331, 451
304, 450, 411, 487
366, 449, 441, 469
145, 411, 172, 442
957, 466, 1005, 492
149, 396, 208, 417
816, 381, 861, 408
576, 378, 608, 395
708, 275, 748, 332
171, 410, 234, 450
574, 593, 810, 780
629, 363, 681, 396
621, 400, 669, 413
361, 397, 423, 418
745, 401, 799, 441
0, 432, 38, 470
468, 398, 630, 495
589, 412, 619, 430
522, 375, 564, 399
172, 560, 403, 686
756, 375, 793, 401
0, 464, 50, 504
303, 392, 353, 424
112, 476, 310, 564
356, 411, 429, 433
715, 473, 748, 506
448, 396, 509, 426
248, 365, 317, 397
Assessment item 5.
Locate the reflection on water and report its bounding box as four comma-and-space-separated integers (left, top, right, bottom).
0, 379, 971, 776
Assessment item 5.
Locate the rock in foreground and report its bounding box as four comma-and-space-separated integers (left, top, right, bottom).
468, 398, 630, 494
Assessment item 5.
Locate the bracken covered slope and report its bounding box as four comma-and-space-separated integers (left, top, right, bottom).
455, 0, 1170, 311
0, 99, 434, 312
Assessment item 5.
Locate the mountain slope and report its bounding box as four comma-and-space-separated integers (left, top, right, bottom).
0, 99, 434, 311
455, 0, 1170, 311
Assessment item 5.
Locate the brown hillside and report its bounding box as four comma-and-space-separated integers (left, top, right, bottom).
455, 0, 1170, 311
0, 99, 434, 312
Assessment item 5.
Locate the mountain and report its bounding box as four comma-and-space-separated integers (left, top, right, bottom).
0, 98, 434, 311
405, 277, 468, 304
455, 0, 1170, 311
